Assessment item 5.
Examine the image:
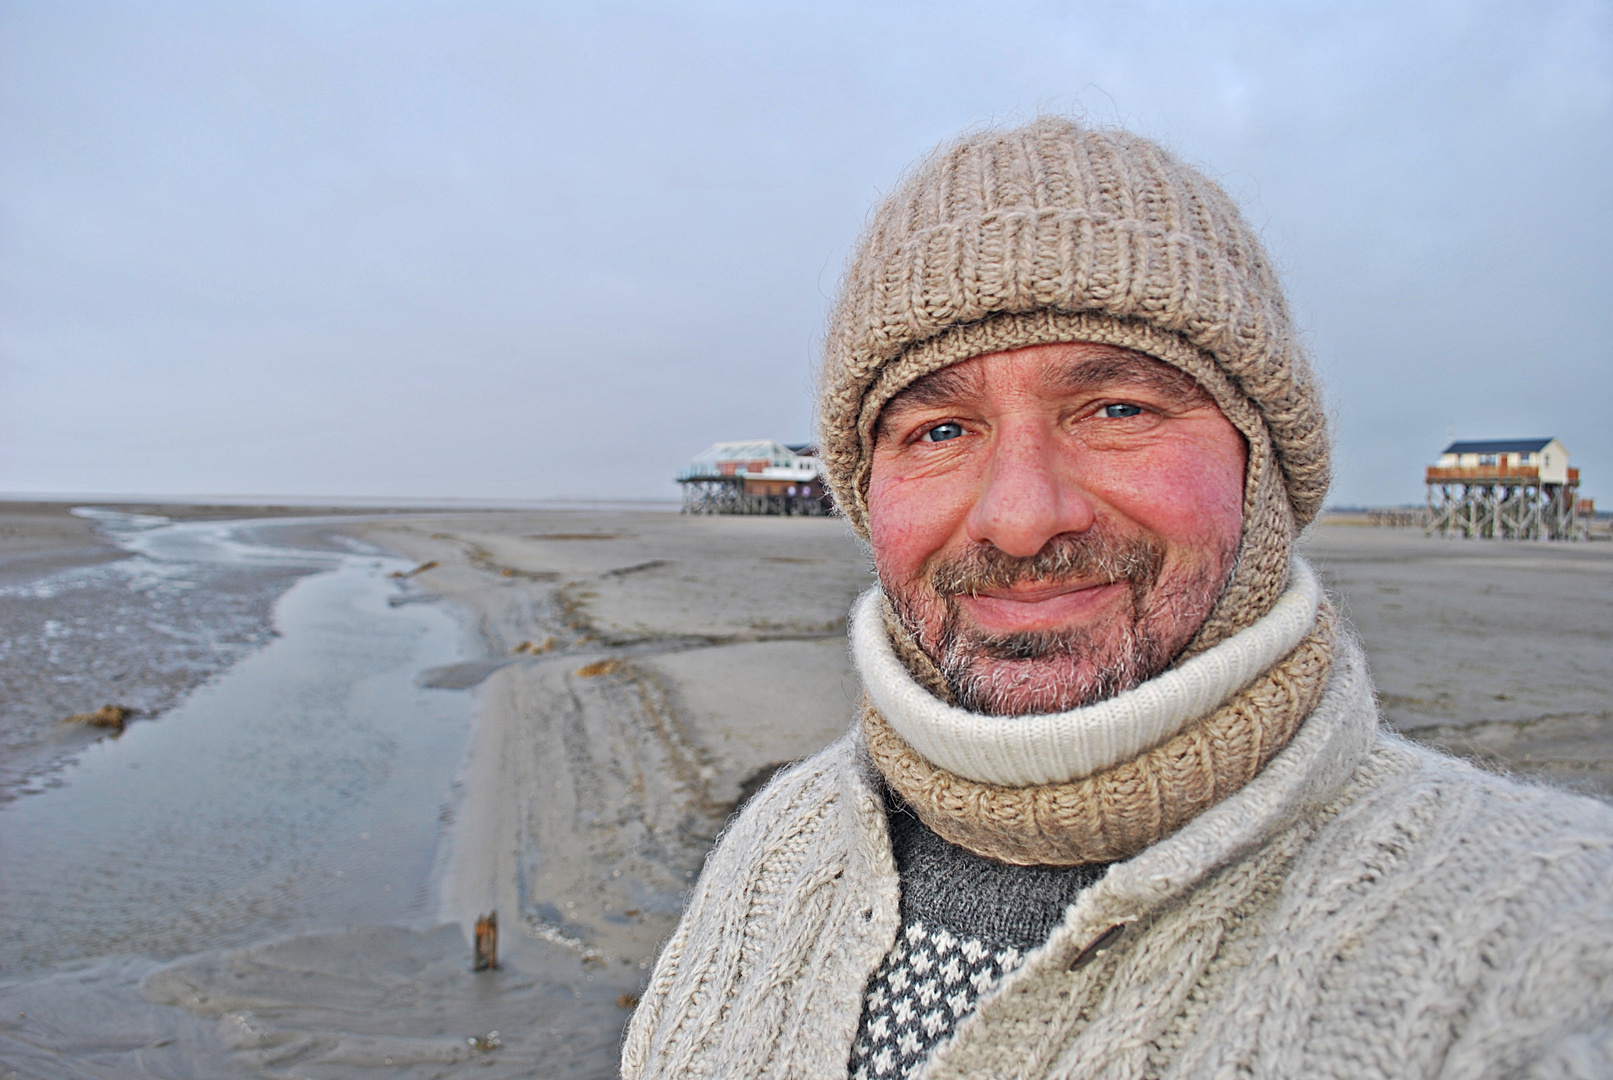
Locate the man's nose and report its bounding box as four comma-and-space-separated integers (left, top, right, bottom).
964, 419, 1097, 557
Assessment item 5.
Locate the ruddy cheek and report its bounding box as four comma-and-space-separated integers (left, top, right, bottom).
868, 473, 963, 584
1093, 437, 1243, 547
1159, 473, 1239, 541
1185, 437, 1248, 534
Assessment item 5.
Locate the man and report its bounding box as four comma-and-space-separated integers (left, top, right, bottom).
622, 118, 1613, 1079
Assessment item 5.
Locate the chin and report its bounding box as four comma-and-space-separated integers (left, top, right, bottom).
882, 536, 1231, 717
942, 636, 1163, 717
915, 589, 1196, 717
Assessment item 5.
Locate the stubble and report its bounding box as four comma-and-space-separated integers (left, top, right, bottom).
886, 525, 1233, 716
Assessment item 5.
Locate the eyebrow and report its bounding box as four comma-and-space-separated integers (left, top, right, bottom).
889, 364, 982, 409
1053, 354, 1211, 403
875, 365, 983, 440
876, 350, 1213, 440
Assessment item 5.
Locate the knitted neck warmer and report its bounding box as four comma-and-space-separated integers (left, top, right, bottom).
855, 560, 1335, 866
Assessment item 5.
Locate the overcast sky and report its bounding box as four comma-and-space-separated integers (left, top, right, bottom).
3, 0, 1609, 507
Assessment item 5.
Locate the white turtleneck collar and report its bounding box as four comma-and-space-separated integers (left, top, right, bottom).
851, 557, 1323, 788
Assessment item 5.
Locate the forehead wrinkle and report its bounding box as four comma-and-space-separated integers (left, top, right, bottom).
1052, 352, 1211, 405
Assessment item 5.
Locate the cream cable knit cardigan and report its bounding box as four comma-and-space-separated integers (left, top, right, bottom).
622, 633, 1613, 1079
854, 560, 1322, 787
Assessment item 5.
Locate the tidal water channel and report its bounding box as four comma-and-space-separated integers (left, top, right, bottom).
0, 514, 635, 1078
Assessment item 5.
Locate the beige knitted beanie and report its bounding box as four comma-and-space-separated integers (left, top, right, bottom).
818, 117, 1330, 650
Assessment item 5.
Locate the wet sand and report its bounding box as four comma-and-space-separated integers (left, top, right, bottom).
352, 512, 1613, 975
0, 507, 561, 1079
0, 502, 125, 583
0, 500, 447, 804
0, 503, 334, 804
0, 539, 471, 976
1299, 523, 1613, 796
347, 511, 876, 968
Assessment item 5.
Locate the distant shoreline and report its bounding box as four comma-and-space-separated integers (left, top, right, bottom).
0, 494, 683, 517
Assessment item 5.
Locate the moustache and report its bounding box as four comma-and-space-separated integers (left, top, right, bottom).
929, 529, 1165, 600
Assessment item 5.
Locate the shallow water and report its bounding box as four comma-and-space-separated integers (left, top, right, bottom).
0, 516, 638, 1078
0, 929, 638, 1079
0, 511, 324, 802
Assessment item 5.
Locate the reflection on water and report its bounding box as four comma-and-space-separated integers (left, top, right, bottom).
0, 516, 636, 1078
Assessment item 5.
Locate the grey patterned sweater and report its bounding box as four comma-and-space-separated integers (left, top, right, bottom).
849, 799, 1106, 1079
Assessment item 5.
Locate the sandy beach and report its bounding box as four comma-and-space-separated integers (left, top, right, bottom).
0, 502, 125, 582
347, 511, 876, 967
350, 510, 1613, 971
0, 503, 1608, 1077
1299, 524, 1613, 797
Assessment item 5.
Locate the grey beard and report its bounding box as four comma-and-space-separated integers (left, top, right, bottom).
888, 529, 1224, 717
938, 611, 1171, 715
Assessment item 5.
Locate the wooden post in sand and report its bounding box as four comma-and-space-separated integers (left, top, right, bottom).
474, 910, 499, 971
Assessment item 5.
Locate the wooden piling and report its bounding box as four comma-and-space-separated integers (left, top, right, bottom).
474, 910, 498, 971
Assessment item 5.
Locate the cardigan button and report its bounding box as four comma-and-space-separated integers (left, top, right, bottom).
1068, 923, 1127, 972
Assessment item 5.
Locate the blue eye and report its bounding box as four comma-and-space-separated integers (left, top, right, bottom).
1103, 404, 1143, 418
922, 422, 965, 443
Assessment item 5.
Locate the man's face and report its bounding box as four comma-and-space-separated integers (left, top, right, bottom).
866, 342, 1247, 717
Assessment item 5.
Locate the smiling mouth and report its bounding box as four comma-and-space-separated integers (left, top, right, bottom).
967, 578, 1112, 603
923, 528, 1165, 638
954, 579, 1130, 635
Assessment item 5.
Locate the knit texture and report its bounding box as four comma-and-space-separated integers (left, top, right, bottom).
854, 560, 1323, 788
862, 603, 1333, 866
621, 633, 1613, 1080
850, 917, 1028, 1080
818, 117, 1328, 534
849, 801, 1108, 1078
815, 118, 1329, 650
849, 561, 1324, 1064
